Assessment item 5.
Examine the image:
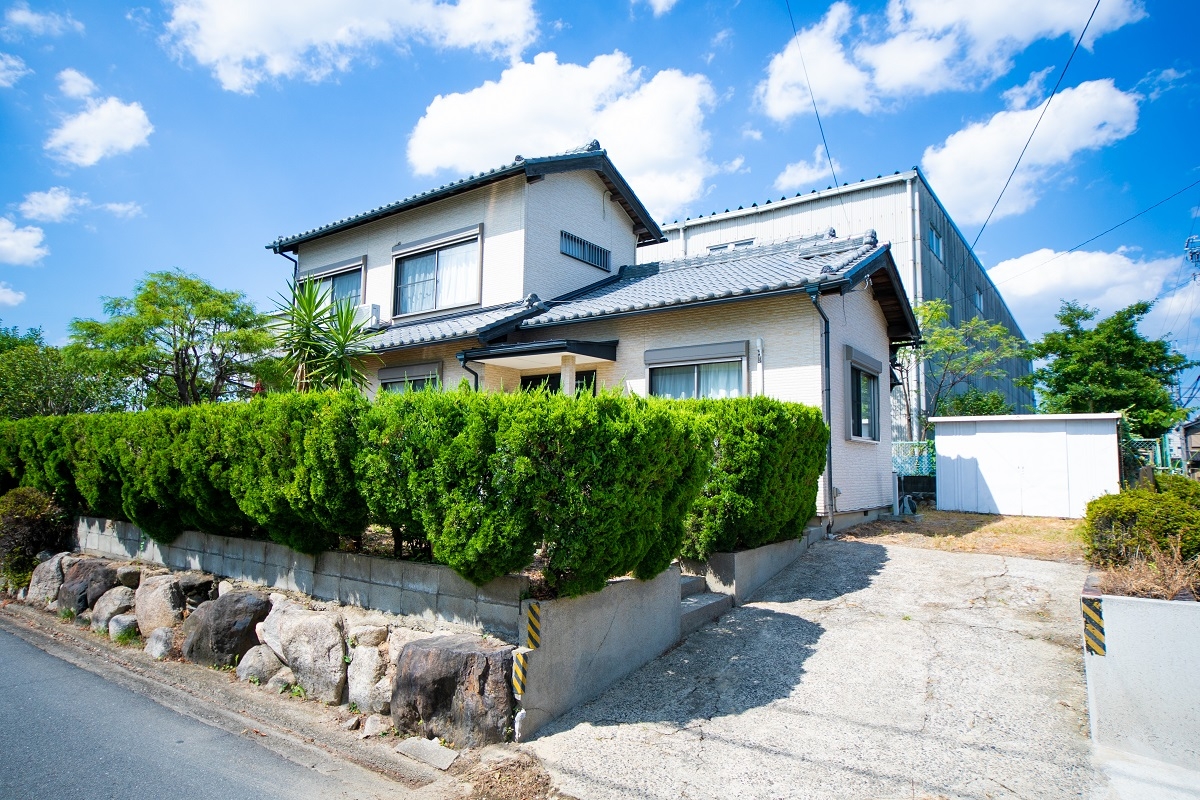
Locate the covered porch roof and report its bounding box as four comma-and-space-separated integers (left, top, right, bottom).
457, 339, 618, 371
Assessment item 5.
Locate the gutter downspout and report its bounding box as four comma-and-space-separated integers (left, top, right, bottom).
456, 353, 480, 391
275, 250, 299, 283
806, 285, 836, 535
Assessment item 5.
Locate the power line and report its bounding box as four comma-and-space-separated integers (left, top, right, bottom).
782, 0, 850, 230
992, 175, 1200, 287
971, 0, 1102, 250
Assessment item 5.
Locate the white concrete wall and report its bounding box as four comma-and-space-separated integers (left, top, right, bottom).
295, 175, 527, 318
1085, 595, 1200, 771
523, 171, 639, 300
933, 414, 1120, 518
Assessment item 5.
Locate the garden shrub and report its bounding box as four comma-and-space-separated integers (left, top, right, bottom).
67, 412, 128, 521
680, 397, 828, 560
1154, 472, 1200, 507
1083, 487, 1200, 564
0, 486, 72, 590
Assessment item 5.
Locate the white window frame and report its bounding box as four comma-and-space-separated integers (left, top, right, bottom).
378, 361, 441, 394
928, 224, 943, 262
298, 255, 365, 308
844, 345, 882, 442
644, 340, 750, 400
391, 224, 483, 319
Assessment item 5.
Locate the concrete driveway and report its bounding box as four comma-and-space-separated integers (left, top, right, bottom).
527, 540, 1101, 799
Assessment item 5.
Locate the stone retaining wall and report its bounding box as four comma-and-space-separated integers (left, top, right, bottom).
681, 527, 823, 605
76, 517, 527, 640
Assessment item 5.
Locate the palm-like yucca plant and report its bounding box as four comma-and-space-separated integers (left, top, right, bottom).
272, 281, 377, 393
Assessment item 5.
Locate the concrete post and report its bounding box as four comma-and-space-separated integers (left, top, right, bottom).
560, 355, 577, 397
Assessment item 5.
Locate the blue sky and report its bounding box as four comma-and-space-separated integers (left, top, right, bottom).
0, 0, 1197, 382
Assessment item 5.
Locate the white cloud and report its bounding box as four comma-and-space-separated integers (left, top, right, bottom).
163, 0, 538, 94
45, 96, 154, 166
3, 1, 83, 36
758, 3, 874, 119
987, 247, 1179, 340
1137, 67, 1189, 102
742, 128, 763, 141
921, 79, 1140, 224
1000, 66, 1053, 110
98, 201, 142, 218
20, 186, 85, 221
407, 51, 717, 221
0, 281, 24, 305
720, 156, 745, 174
0, 217, 48, 264
757, 0, 1144, 121
0, 51, 29, 86
56, 67, 96, 98
634, 0, 679, 15
774, 145, 841, 191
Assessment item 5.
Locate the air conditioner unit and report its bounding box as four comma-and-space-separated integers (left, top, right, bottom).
353, 304, 381, 329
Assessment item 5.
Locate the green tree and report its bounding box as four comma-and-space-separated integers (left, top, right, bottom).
0, 321, 43, 353
896, 299, 1026, 439
69, 270, 274, 407
936, 387, 1014, 417
272, 280, 376, 393
0, 344, 128, 419
1022, 301, 1194, 437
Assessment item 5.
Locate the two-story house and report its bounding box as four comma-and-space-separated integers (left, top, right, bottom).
267, 142, 920, 531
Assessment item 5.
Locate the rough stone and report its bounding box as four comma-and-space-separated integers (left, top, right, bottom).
266, 667, 295, 694
135, 575, 184, 635
348, 645, 390, 715
390, 633, 515, 748
145, 627, 174, 659
26, 552, 69, 607
16, 588, 25, 602
275, 609, 347, 704
179, 573, 216, 607
256, 598, 300, 661
349, 625, 388, 648
217, 580, 234, 597
341, 716, 361, 731
395, 737, 459, 771
56, 559, 119, 615
181, 590, 271, 668
108, 613, 139, 640
116, 565, 142, 589
90, 586, 135, 633
237, 644, 284, 685
362, 714, 391, 738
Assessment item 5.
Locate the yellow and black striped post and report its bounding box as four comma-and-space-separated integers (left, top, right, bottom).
1082, 596, 1105, 656
526, 601, 541, 650
513, 650, 528, 697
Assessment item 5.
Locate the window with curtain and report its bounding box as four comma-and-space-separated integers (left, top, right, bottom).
313, 269, 361, 307
850, 366, 879, 440
395, 238, 480, 315
649, 360, 743, 399
381, 374, 438, 393
519, 370, 597, 394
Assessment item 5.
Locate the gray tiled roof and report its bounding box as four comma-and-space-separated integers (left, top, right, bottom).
364, 296, 544, 351
522, 232, 884, 328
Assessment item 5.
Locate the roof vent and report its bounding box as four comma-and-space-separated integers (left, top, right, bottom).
585, 139, 601, 152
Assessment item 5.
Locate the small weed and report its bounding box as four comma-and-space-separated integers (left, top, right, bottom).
348, 702, 359, 714
902, 614, 912, 621
58, 607, 76, 622
343, 654, 352, 664
249, 676, 261, 686
290, 684, 307, 700
348, 636, 357, 648
112, 627, 141, 647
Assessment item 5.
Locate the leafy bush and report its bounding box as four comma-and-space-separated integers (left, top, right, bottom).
1083, 488, 1200, 564
1154, 473, 1200, 507
681, 397, 828, 559
0, 487, 72, 589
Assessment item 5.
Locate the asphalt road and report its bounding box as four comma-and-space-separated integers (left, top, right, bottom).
0, 627, 396, 800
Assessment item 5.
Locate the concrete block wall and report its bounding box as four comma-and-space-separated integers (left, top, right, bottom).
76, 517, 527, 640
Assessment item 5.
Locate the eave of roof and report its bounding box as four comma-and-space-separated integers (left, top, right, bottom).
267, 143, 664, 253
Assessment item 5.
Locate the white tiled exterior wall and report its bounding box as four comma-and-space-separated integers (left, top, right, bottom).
523, 171, 638, 300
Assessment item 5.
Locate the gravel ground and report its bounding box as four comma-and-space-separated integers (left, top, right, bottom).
527, 540, 1102, 800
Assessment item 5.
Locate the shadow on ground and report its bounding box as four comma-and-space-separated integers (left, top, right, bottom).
533, 541, 889, 736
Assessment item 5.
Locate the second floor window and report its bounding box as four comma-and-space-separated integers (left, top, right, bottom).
316, 269, 361, 307
395, 238, 480, 315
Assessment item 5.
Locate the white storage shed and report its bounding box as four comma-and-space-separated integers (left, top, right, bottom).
930, 413, 1121, 518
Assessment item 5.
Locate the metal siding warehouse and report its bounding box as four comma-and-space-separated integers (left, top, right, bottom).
930, 413, 1121, 518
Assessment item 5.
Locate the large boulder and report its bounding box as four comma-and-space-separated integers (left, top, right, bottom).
178, 573, 216, 608
144, 627, 175, 660
259, 605, 346, 704
57, 559, 119, 615
348, 644, 390, 715
181, 590, 271, 668
135, 575, 184, 635
390, 634, 515, 748
237, 645, 284, 685
26, 552, 70, 607
116, 566, 142, 589
108, 613, 139, 641
90, 586, 135, 633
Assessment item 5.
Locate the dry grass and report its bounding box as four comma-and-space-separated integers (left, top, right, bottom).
1097, 542, 1200, 600
841, 509, 1086, 564
464, 753, 577, 800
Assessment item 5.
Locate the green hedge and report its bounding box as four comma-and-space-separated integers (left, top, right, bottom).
0, 390, 828, 595
1083, 479, 1200, 564
680, 397, 828, 560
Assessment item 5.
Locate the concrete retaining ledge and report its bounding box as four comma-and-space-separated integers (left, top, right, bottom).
1083, 592, 1200, 771
682, 528, 821, 606
75, 517, 527, 640
514, 564, 681, 741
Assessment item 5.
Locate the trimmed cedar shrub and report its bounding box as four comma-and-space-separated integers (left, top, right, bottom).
0, 486, 72, 590
680, 397, 828, 560
357, 387, 712, 595
1083, 485, 1200, 564
1155, 472, 1200, 507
